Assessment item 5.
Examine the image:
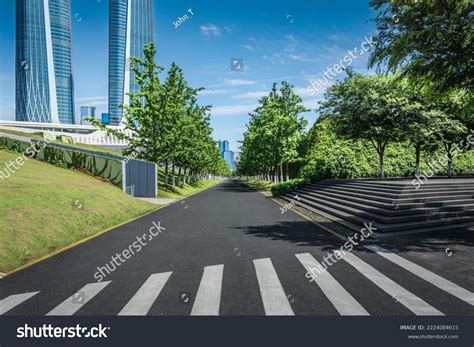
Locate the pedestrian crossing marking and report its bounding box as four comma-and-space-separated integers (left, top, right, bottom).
119, 272, 173, 315
342, 252, 443, 315
47, 281, 111, 316
0, 291, 40, 315
296, 253, 369, 315
191, 264, 224, 315
253, 258, 294, 315
365, 245, 474, 306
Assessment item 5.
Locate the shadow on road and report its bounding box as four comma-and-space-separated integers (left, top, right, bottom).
215, 180, 257, 193
232, 218, 474, 255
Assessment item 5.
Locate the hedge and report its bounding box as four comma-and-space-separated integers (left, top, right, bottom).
271, 178, 308, 196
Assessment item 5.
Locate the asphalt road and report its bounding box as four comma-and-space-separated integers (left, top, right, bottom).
1, 179, 473, 316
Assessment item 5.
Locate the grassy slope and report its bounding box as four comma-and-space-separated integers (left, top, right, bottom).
0, 129, 223, 200
0, 150, 158, 273
241, 179, 273, 191
156, 166, 222, 199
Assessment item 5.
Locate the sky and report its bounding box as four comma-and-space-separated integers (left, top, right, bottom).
0, 0, 377, 152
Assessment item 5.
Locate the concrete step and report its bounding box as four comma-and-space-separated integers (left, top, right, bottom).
300, 186, 473, 205
324, 178, 474, 190
294, 188, 474, 217
309, 183, 474, 200
281, 195, 474, 235
292, 192, 474, 225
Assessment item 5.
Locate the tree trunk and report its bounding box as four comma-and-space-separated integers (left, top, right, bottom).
378, 144, 385, 179
415, 143, 421, 176
280, 162, 284, 182
447, 143, 453, 178
164, 161, 169, 189
285, 162, 289, 181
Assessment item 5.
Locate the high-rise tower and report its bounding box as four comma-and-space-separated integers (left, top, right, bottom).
109, 0, 153, 125
16, 0, 75, 124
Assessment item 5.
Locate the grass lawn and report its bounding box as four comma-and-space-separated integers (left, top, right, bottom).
242, 179, 273, 191
157, 179, 222, 199
0, 128, 223, 201
0, 150, 158, 274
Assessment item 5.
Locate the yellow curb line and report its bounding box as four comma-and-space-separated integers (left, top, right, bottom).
241, 180, 348, 241
1, 179, 223, 280
0, 206, 163, 280
269, 196, 348, 241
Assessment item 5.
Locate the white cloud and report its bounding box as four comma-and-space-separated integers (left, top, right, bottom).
200, 24, 221, 37
241, 44, 255, 51
223, 79, 256, 86
232, 91, 268, 99
199, 89, 231, 96
211, 103, 257, 116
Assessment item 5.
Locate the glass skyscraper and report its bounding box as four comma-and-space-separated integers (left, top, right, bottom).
16, 0, 75, 124
109, 0, 153, 125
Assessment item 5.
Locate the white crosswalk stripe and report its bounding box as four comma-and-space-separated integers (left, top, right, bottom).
119, 272, 172, 315
191, 264, 224, 316
0, 291, 40, 315
342, 252, 443, 315
253, 258, 294, 315
365, 245, 474, 306
296, 253, 369, 315
47, 281, 111, 316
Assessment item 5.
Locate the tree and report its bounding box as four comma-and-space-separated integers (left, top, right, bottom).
433, 90, 470, 177
87, 43, 227, 190
319, 70, 406, 178
369, 0, 474, 91
237, 82, 308, 182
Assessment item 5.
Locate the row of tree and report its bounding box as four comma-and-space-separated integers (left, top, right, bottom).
319, 71, 472, 178
237, 82, 308, 182
89, 43, 231, 188
237, 0, 473, 181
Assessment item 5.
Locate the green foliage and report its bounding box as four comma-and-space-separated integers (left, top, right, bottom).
86, 43, 228, 184
237, 82, 308, 181
369, 0, 473, 91
0, 137, 123, 186
271, 178, 308, 197
300, 117, 474, 180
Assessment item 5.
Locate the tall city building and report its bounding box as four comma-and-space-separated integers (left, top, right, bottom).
16, 0, 75, 124
218, 139, 235, 171
108, 0, 153, 125
80, 106, 96, 125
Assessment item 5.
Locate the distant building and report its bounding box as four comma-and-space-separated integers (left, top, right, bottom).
218, 139, 235, 171
218, 140, 229, 153
101, 113, 110, 124
80, 106, 96, 125
16, 0, 75, 124
109, 0, 154, 125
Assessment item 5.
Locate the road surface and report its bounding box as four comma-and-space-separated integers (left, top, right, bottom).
1, 180, 473, 316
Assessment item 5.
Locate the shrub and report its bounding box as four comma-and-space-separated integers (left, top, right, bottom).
300, 116, 474, 180
271, 178, 308, 196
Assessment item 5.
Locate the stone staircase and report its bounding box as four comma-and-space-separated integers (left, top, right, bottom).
281, 178, 474, 236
